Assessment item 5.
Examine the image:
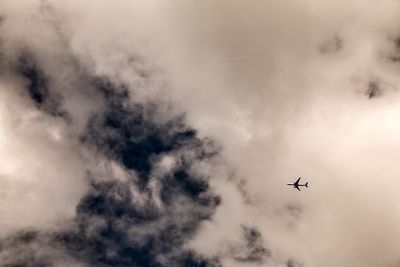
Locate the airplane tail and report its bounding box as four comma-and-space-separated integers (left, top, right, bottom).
305, 182, 308, 188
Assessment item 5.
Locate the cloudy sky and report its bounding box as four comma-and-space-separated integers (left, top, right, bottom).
1, 1, 400, 267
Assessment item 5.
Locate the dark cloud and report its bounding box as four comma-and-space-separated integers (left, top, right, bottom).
0, 230, 71, 267
18, 52, 49, 104
234, 178, 254, 205
365, 81, 382, 99
389, 36, 400, 62
285, 203, 303, 220
0, 77, 221, 266
83, 79, 219, 186
16, 51, 66, 117
319, 35, 343, 54
287, 259, 303, 267
233, 225, 270, 264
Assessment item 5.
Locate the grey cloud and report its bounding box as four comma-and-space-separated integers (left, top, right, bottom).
0, 49, 222, 266
233, 226, 270, 264
365, 81, 383, 99
287, 259, 303, 267
319, 35, 343, 54
0, 91, 222, 266
16, 50, 66, 117
284, 203, 303, 221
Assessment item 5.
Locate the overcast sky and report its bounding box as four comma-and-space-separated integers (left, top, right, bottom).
1, 1, 400, 267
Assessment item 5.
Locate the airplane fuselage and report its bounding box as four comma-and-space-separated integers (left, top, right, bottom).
287, 183, 307, 187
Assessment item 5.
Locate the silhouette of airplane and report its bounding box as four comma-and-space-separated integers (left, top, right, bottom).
287, 177, 308, 191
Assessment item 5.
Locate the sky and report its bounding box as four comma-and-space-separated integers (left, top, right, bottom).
1, 1, 400, 267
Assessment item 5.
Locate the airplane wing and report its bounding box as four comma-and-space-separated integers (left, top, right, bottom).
294, 177, 301, 185
296, 186, 301, 191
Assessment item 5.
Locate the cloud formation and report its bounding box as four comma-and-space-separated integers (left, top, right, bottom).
1, 1, 400, 267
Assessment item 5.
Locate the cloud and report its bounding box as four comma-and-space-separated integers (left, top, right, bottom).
1, 1, 400, 267
151, 1, 400, 266
0, 72, 222, 266
233, 225, 270, 264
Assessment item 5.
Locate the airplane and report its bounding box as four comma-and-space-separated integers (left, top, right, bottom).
287, 177, 308, 191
